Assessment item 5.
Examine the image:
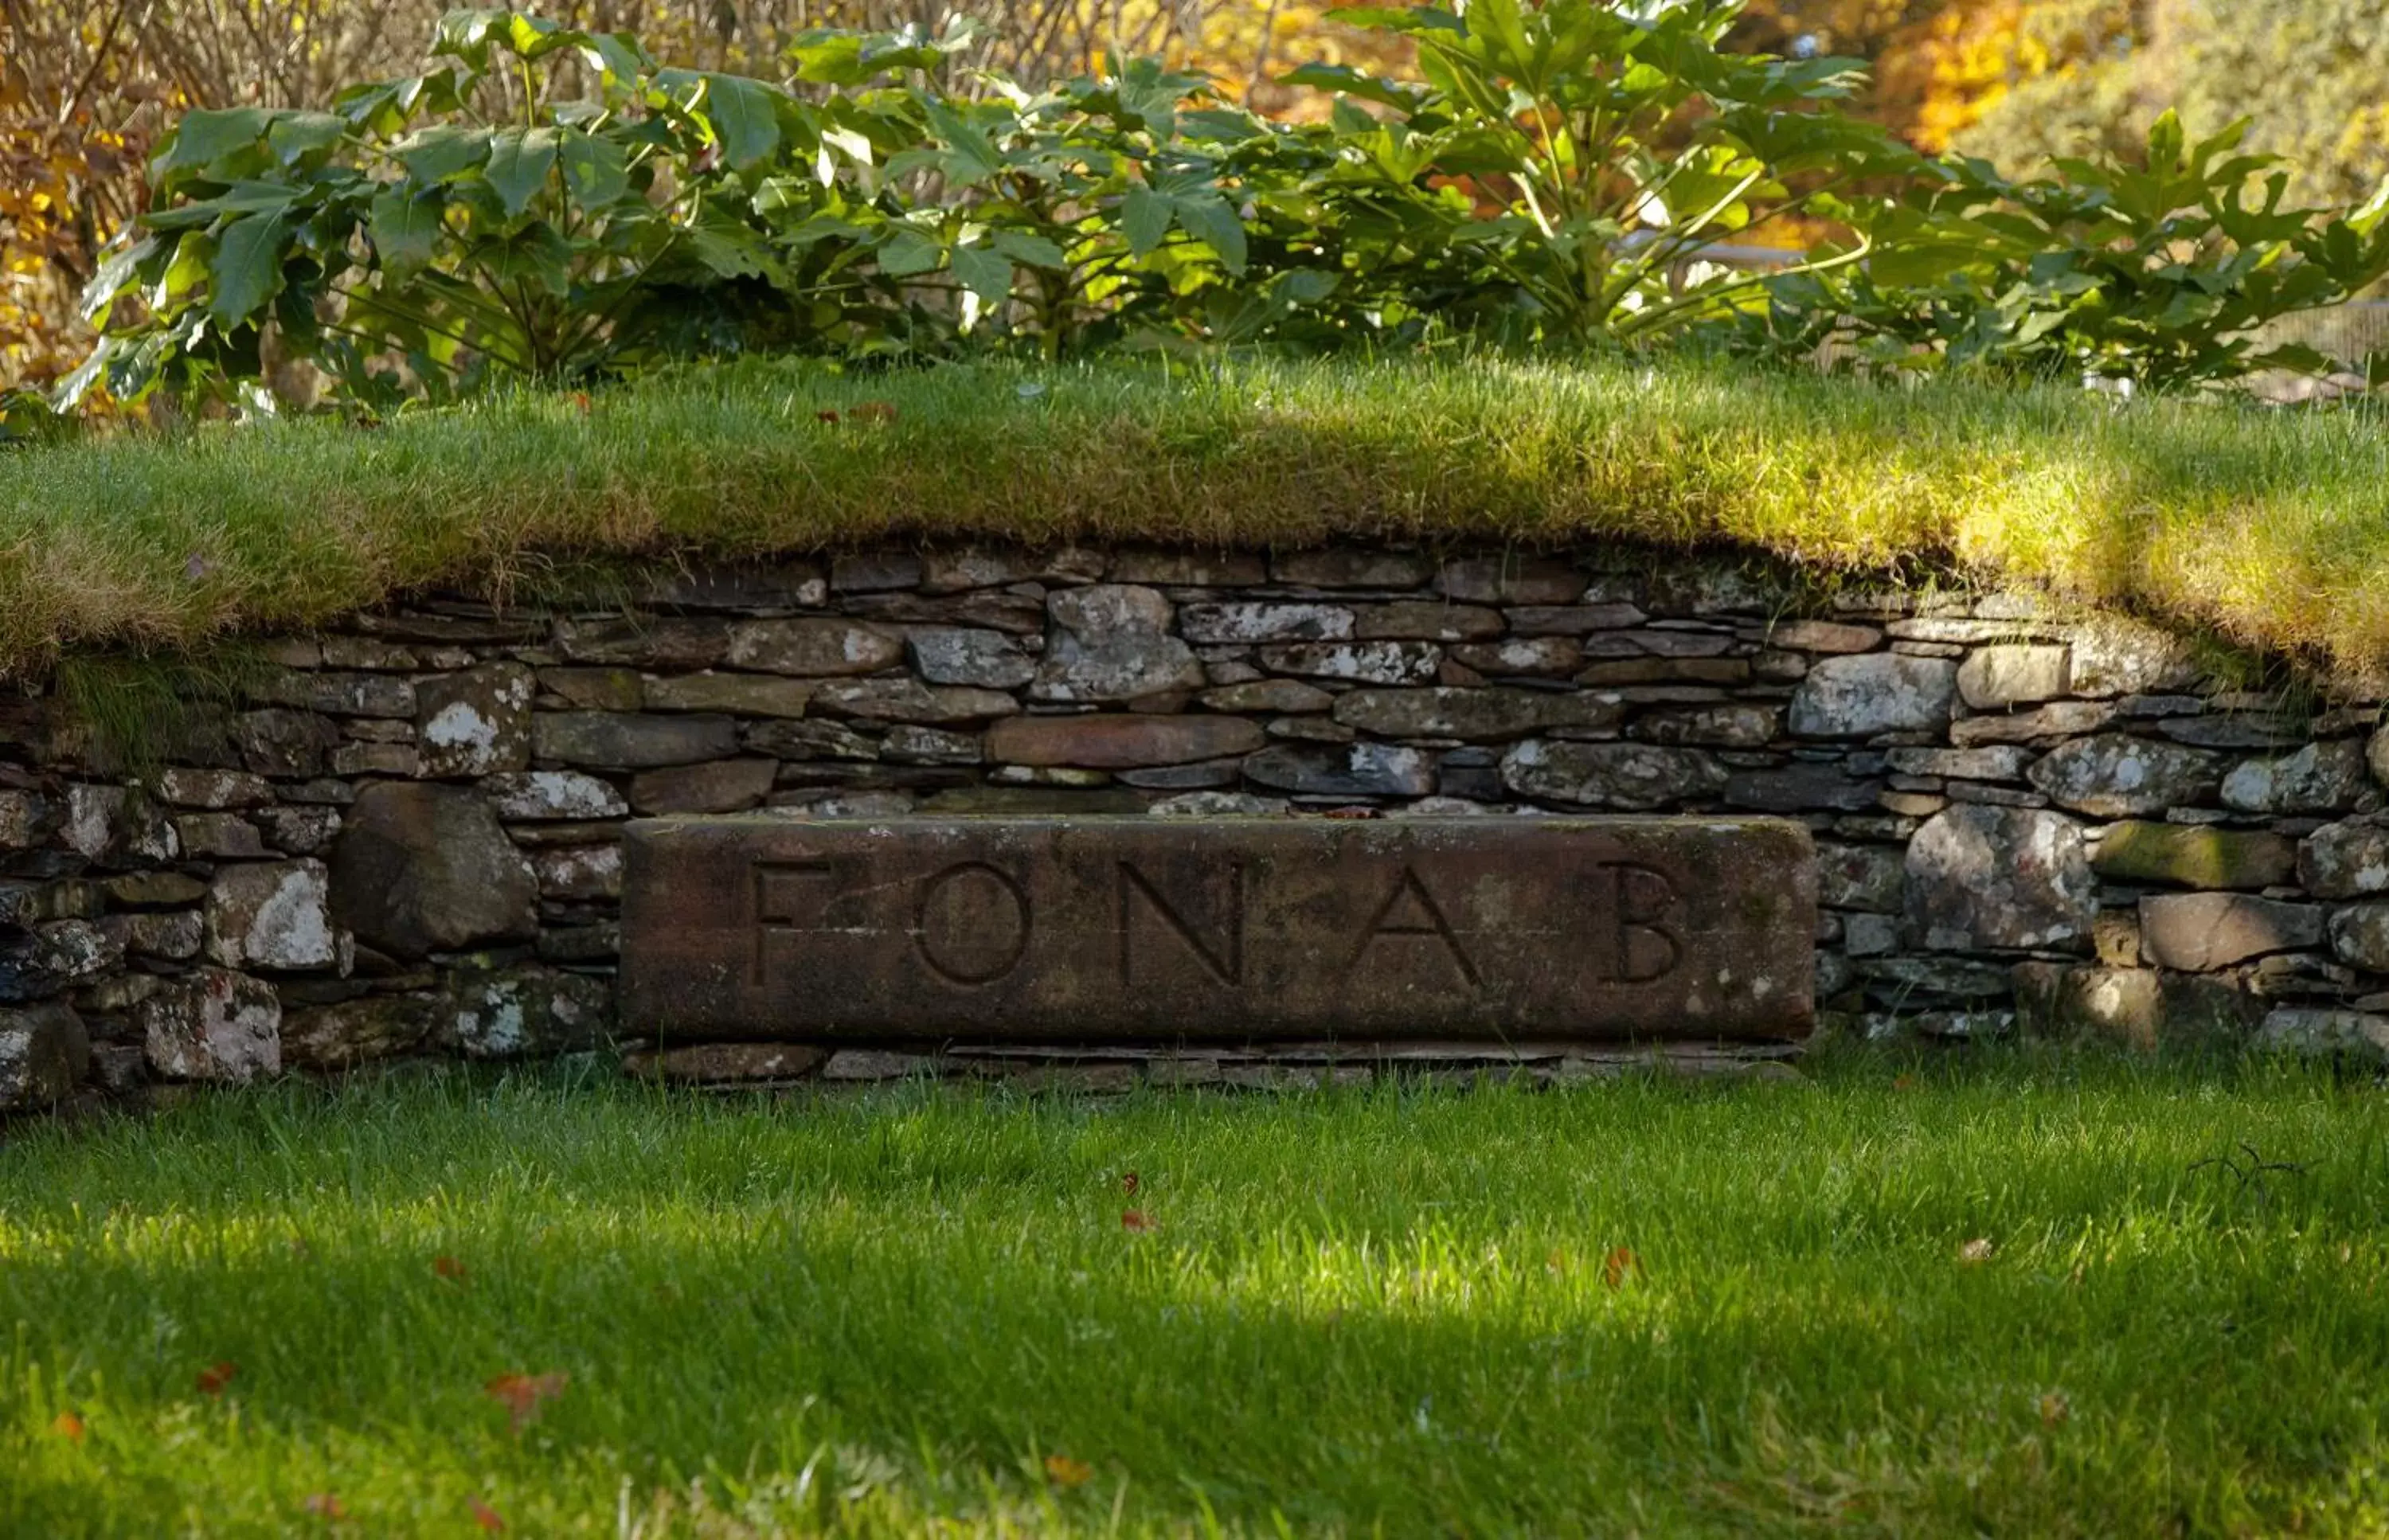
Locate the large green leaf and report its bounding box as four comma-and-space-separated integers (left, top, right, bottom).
1171, 193, 1249, 272
1121, 186, 1173, 257
209, 211, 291, 323
484, 127, 561, 217
702, 74, 784, 171
395, 125, 491, 186
369, 189, 444, 276
557, 130, 629, 209
154, 108, 272, 176
948, 242, 1014, 303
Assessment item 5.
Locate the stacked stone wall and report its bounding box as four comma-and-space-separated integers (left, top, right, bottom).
4, 543, 2387, 1108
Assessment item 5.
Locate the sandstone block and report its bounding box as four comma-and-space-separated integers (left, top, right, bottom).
415, 663, 534, 778
1787, 654, 1958, 737
620, 815, 1816, 1042
174, 813, 268, 859
1506, 604, 1646, 635
2139, 893, 2323, 971
140, 968, 280, 1081
987, 715, 1265, 769
623, 1042, 831, 1083
328, 783, 538, 960
1906, 806, 2094, 952
538, 667, 644, 710
2092, 822, 2296, 889
1950, 701, 2116, 746
2027, 734, 2221, 818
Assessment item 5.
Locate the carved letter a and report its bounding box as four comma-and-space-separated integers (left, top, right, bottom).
1343, 866, 1481, 988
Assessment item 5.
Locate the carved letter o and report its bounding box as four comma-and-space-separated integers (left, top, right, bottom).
913, 862, 1031, 986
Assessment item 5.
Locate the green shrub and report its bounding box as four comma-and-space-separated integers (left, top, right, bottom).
1733, 112, 2389, 391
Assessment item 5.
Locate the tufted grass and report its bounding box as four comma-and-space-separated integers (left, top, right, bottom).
5, 355, 2389, 679
3, 1052, 2389, 1536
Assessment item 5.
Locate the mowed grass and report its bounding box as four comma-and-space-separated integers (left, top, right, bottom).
9, 355, 2389, 677
2, 1058, 2388, 1535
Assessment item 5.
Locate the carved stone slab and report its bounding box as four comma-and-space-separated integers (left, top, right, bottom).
620, 817, 1816, 1043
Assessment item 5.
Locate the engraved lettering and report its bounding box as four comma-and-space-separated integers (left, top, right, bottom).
1600, 861, 1683, 983
1344, 865, 1481, 988
752, 859, 834, 984
913, 862, 1031, 986
1116, 861, 1244, 987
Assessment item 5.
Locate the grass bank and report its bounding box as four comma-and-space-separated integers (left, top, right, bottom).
6, 357, 2389, 678
3, 1057, 2387, 1535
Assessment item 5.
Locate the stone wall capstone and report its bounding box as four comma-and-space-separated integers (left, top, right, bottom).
4, 544, 2389, 1106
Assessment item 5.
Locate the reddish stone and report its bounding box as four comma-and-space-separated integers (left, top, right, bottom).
985, 715, 1265, 769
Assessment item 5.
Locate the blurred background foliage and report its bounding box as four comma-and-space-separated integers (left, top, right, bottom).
9, 0, 2389, 390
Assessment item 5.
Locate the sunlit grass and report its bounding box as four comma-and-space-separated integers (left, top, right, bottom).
6, 355, 2389, 678
3, 1053, 2387, 1535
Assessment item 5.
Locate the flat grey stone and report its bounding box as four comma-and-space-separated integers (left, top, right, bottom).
139, 968, 280, 1081
205, 859, 342, 971
1906, 806, 2094, 952
2220, 741, 2370, 814
1245, 742, 1436, 797
0, 1002, 87, 1109
2140, 893, 2324, 971
416, 663, 535, 777
328, 783, 538, 961
1500, 741, 1726, 811
907, 628, 1037, 689
1788, 654, 1958, 737
2027, 734, 2220, 818
2301, 821, 2389, 898
533, 713, 738, 770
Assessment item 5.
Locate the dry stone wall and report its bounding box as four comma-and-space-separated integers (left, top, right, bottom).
5, 542, 2389, 1108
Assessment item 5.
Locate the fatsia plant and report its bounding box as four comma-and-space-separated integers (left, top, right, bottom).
1283, 0, 1926, 344
1746, 111, 2389, 390
61, 10, 968, 409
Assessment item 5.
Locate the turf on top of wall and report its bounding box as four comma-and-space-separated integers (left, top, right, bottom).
5, 356, 2389, 679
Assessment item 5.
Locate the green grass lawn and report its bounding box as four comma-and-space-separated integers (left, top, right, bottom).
4, 1057, 2388, 1536
10, 355, 2389, 678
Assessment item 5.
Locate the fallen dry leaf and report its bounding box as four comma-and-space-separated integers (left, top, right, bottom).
813, 408, 840, 424
1120, 1171, 1140, 1197
1602, 1245, 1640, 1289
433, 1255, 467, 1282
1891, 1074, 1918, 1092
303, 1492, 348, 1519
1958, 1237, 1996, 1264
1120, 1210, 1153, 1233
470, 1496, 505, 1532
2039, 1391, 2071, 1425
1043, 1454, 1093, 1487
196, 1362, 237, 1397
483, 1371, 569, 1433
50, 1409, 84, 1442
847, 400, 899, 424
1320, 805, 1376, 819
569, 391, 591, 416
